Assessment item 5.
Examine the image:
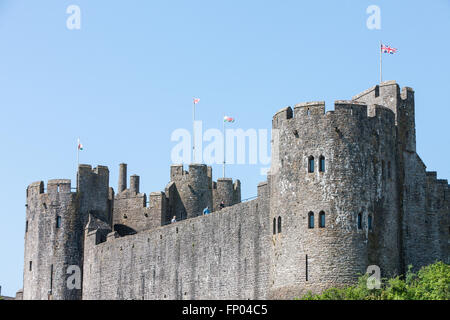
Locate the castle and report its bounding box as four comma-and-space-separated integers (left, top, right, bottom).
22, 81, 449, 300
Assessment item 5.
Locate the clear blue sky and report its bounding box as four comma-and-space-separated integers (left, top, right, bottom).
0, 0, 449, 297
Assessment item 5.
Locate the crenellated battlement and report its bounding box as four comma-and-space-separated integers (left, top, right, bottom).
334, 100, 367, 115
47, 179, 72, 194
272, 106, 293, 129
352, 80, 397, 100
87, 183, 262, 247
212, 178, 241, 211
426, 171, 438, 179
272, 99, 396, 135
26, 181, 44, 198
294, 101, 325, 117
352, 81, 416, 155
112, 163, 164, 232
26, 180, 75, 200
78, 164, 109, 176
400, 86, 414, 101
351, 81, 414, 105
170, 163, 211, 181
22, 82, 448, 301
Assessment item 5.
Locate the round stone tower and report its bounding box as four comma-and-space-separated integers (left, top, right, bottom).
23, 179, 81, 300
23, 165, 111, 300
212, 178, 241, 211
268, 100, 400, 298
169, 164, 213, 219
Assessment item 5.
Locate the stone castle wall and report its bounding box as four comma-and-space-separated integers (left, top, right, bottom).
268, 99, 401, 298
353, 82, 449, 270
111, 163, 241, 232
402, 157, 450, 270
23, 166, 111, 300
24, 180, 81, 300
82, 184, 270, 300
112, 163, 162, 232
21, 82, 449, 300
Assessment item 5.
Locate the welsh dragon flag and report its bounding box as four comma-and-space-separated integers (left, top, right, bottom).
224, 116, 235, 123
77, 139, 83, 151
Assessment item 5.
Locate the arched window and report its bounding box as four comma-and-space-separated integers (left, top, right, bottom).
308, 212, 314, 228
308, 156, 314, 173
56, 216, 61, 228
307, 108, 310, 116
273, 218, 276, 235
319, 156, 325, 172
25, 221, 28, 233
319, 211, 325, 228
357, 213, 362, 230
278, 216, 282, 233
381, 160, 385, 179
368, 215, 373, 231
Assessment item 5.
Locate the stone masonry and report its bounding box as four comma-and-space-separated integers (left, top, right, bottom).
21, 82, 449, 300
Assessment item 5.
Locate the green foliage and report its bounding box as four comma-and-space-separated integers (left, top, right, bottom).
301, 261, 450, 300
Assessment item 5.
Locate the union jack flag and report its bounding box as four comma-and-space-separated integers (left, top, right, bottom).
381, 44, 397, 54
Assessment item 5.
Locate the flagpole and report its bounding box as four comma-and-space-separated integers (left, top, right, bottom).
223, 116, 226, 178
76, 138, 80, 191
77, 138, 80, 167
380, 40, 382, 83
192, 100, 195, 164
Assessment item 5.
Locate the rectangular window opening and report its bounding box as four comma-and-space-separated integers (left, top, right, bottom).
305, 255, 309, 281
319, 157, 325, 172
308, 158, 314, 173
319, 213, 325, 228
50, 264, 53, 292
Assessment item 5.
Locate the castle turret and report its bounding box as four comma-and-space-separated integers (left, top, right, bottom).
24, 179, 80, 300
352, 81, 416, 153
268, 97, 400, 298
351, 82, 446, 272
77, 165, 111, 224
212, 178, 241, 211
166, 164, 213, 221
112, 164, 169, 232
23, 165, 111, 300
